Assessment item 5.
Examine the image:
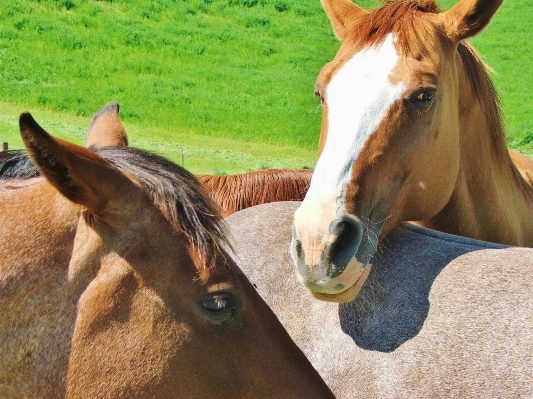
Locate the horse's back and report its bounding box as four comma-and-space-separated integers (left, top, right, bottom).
197, 169, 312, 215
227, 202, 533, 398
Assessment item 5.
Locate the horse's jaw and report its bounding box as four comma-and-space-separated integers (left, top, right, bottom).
308, 263, 372, 303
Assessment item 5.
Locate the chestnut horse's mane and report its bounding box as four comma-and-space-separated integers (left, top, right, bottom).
351, 0, 506, 159
197, 168, 313, 216
0, 147, 230, 271
347, 0, 441, 53
456, 42, 507, 158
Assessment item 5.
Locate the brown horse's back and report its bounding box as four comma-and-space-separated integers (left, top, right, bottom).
197, 168, 312, 216
227, 202, 533, 398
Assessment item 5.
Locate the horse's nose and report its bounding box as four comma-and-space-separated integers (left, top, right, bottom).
291, 216, 364, 291
324, 217, 364, 277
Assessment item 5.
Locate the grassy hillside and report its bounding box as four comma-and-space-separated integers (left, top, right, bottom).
0, 0, 337, 151
466, 0, 533, 152
0, 0, 531, 172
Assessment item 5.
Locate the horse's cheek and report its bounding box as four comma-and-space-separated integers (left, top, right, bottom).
66, 266, 193, 396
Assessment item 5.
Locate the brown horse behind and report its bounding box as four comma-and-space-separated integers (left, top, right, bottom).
85, 102, 313, 216
291, 0, 533, 302
0, 113, 334, 398
197, 169, 312, 216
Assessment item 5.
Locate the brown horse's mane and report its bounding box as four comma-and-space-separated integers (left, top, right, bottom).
348, 0, 508, 160
346, 0, 441, 53
197, 168, 313, 216
0, 147, 230, 273
456, 42, 507, 159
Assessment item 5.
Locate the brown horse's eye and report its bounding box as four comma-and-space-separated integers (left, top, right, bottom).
408, 88, 436, 109
195, 292, 241, 325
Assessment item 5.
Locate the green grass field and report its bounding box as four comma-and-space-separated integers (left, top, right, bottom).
0, 0, 531, 173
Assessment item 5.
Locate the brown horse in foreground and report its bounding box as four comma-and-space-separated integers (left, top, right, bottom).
229, 202, 533, 398
85, 102, 312, 216
0, 115, 335, 398
292, 0, 533, 302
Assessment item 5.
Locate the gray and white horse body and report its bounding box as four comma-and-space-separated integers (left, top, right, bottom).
227, 202, 533, 398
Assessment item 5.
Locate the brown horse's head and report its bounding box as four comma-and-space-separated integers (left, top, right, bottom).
292, 0, 503, 302
0, 114, 335, 398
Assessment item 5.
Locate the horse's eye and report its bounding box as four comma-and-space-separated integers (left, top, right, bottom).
196, 292, 241, 325
408, 88, 436, 109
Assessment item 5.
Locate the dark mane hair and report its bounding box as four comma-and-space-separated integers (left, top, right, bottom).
1, 146, 231, 274
0, 150, 40, 179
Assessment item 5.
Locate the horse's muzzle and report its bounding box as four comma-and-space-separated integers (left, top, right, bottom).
291, 216, 370, 302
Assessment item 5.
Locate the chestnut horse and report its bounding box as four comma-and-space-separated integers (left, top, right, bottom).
85, 102, 312, 216
0, 115, 335, 398
197, 169, 312, 216
291, 0, 533, 302
228, 201, 533, 398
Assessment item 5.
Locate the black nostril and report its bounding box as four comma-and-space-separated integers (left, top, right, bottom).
325, 218, 363, 278
291, 223, 305, 262
331, 219, 346, 236
295, 239, 304, 260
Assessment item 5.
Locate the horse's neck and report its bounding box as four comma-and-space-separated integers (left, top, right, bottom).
0, 181, 84, 292
424, 59, 533, 246
0, 181, 96, 393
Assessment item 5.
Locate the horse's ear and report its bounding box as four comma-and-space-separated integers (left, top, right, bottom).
85, 102, 128, 149
20, 113, 136, 215
440, 0, 503, 42
321, 0, 368, 41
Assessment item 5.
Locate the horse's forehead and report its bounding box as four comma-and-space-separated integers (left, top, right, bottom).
320, 36, 397, 93
322, 23, 444, 89
321, 34, 406, 111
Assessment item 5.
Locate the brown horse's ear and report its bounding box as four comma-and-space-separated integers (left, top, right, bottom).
20, 113, 137, 215
85, 102, 128, 149
440, 0, 503, 42
321, 0, 368, 41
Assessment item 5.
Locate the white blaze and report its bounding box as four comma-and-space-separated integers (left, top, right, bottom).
302, 34, 407, 213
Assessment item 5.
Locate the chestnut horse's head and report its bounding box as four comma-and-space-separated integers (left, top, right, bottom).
292, 0, 503, 302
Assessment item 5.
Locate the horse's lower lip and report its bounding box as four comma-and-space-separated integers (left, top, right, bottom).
307, 264, 372, 303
